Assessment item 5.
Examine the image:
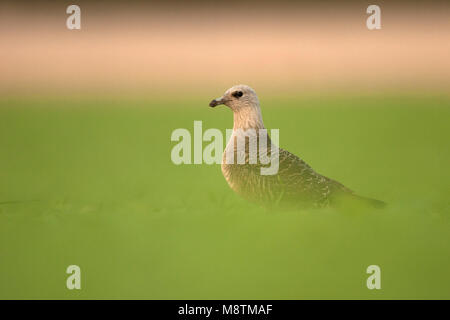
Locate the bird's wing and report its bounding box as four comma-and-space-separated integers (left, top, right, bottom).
276, 148, 353, 204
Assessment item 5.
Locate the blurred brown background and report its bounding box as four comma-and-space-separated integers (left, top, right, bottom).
1, 1, 449, 96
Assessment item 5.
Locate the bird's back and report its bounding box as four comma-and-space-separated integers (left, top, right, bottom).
221, 135, 353, 208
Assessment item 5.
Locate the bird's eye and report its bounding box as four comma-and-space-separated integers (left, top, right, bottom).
232, 91, 243, 98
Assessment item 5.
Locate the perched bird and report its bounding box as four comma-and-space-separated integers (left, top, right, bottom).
209, 84, 385, 209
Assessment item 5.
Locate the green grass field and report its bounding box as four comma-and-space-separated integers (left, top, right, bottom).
0, 94, 449, 299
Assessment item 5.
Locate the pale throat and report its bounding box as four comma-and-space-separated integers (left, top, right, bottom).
232, 106, 265, 130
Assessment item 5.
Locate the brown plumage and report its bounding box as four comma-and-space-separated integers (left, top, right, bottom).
209, 84, 385, 209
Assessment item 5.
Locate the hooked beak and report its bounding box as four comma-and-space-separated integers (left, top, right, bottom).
209, 97, 226, 108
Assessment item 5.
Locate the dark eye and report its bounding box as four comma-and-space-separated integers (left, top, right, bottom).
232, 91, 243, 98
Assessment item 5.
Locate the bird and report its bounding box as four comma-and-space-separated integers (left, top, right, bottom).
209, 84, 385, 209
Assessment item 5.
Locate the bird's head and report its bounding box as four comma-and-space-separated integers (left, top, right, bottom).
209, 84, 260, 111
209, 84, 265, 129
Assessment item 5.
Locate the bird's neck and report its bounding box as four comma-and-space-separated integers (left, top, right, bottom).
233, 106, 265, 131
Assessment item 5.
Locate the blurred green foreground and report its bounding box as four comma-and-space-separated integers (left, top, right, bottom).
0, 94, 449, 299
